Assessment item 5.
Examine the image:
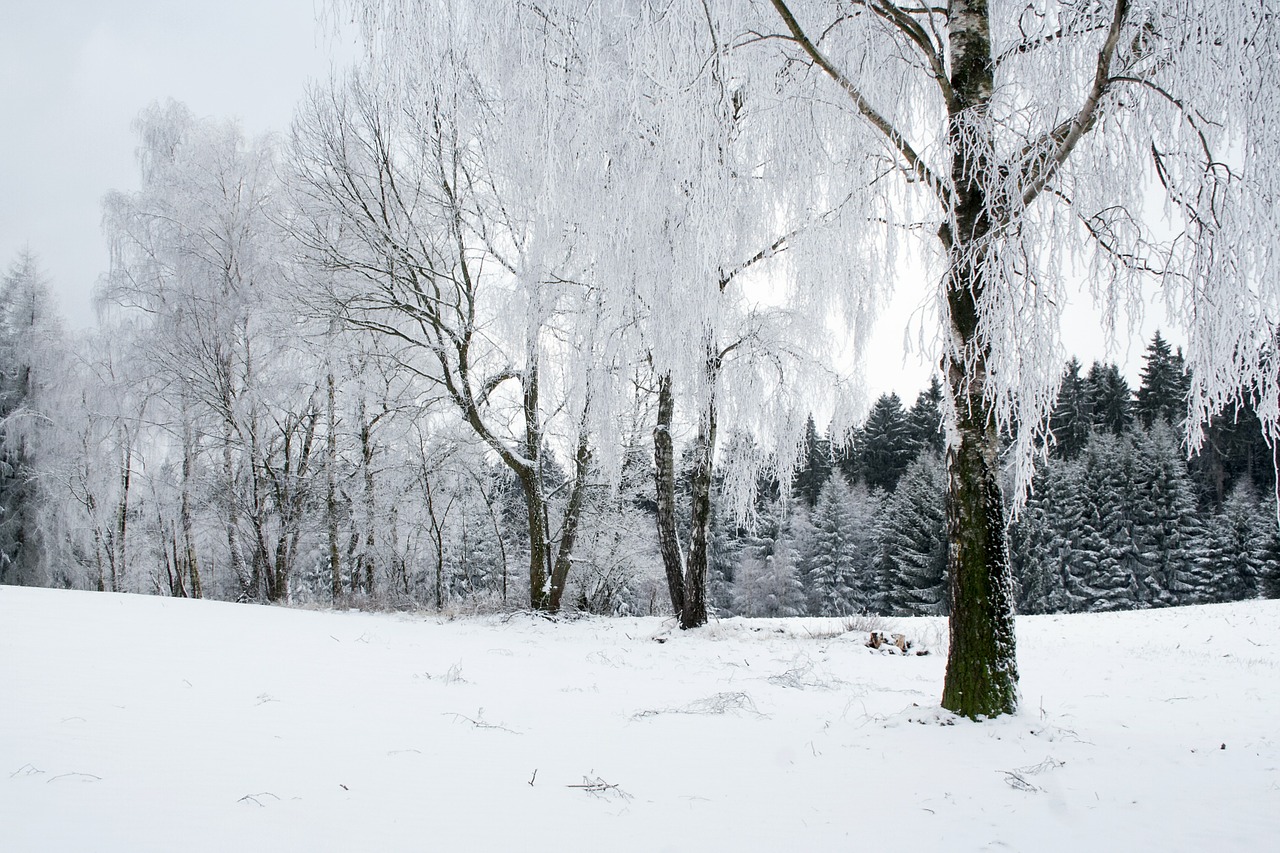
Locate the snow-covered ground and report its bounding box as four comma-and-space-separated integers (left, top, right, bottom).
2, 587, 1277, 852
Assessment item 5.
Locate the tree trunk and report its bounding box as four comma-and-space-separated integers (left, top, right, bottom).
939, 0, 1018, 718
651, 349, 721, 631
548, 429, 592, 612
653, 373, 687, 616
358, 398, 376, 598
113, 436, 133, 592
940, 346, 1018, 718
522, 468, 554, 610
222, 415, 248, 594
681, 352, 720, 630
181, 414, 202, 599
327, 371, 342, 602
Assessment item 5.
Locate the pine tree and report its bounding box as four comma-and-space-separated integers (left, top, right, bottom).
799, 474, 881, 616
1130, 423, 1202, 606
1010, 460, 1072, 614
1049, 358, 1091, 460
906, 376, 945, 458
1135, 332, 1188, 429
0, 252, 60, 586
877, 454, 947, 616
856, 393, 917, 493
732, 496, 805, 617
1084, 362, 1133, 436
1072, 432, 1143, 611
793, 415, 831, 508
1197, 483, 1265, 602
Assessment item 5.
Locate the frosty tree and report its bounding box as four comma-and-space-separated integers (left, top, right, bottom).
758, 0, 1280, 717
323, 0, 1280, 716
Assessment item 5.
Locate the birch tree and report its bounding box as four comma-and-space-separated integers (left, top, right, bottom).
759, 0, 1280, 717
289, 58, 601, 612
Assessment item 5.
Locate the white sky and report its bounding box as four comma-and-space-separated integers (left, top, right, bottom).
0, 0, 355, 330
0, 1, 1174, 401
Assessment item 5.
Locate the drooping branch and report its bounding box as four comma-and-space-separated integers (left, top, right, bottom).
767, 0, 952, 211
1019, 0, 1131, 211
866, 0, 955, 111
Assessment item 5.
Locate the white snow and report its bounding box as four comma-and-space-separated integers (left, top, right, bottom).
2, 587, 1277, 852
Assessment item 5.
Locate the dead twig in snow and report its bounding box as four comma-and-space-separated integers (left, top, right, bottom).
237, 792, 280, 807
999, 770, 1040, 792
567, 775, 632, 800
443, 709, 520, 734
46, 772, 101, 784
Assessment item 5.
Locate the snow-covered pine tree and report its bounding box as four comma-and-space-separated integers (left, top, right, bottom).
905, 376, 945, 459
1073, 432, 1143, 611
1085, 362, 1134, 437
1131, 422, 1202, 606
854, 393, 917, 493
877, 454, 947, 617
799, 473, 881, 616
793, 416, 832, 508
1197, 482, 1266, 603
1135, 333, 1189, 429
731, 495, 805, 617
0, 251, 61, 586
1010, 461, 1061, 614
1050, 359, 1092, 460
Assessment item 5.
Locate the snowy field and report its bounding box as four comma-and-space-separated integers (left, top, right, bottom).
2, 587, 1277, 852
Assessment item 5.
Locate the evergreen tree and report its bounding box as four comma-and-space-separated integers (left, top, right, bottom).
856, 393, 916, 493
877, 454, 947, 616
792, 415, 831, 508
1049, 358, 1091, 459
1135, 332, 1188, 429
731, 496, 805, 617
1084, 361, 1133, 436
1130, 423, 1203, 606
906, 376, 945, 457
799, 474, 881, 616
0, 252, 60, 586
1010, 459, 1074, 614
1072, 433, 1143, 611
1197, 482, 1265, 602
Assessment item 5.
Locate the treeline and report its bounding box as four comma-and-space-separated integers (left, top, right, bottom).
0, 245, 665, 612
707, 334, 1280, 618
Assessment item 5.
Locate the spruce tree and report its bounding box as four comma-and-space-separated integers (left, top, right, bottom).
800, 475, 881, 616
793, 416, 832, 508
1197, 483, 1265, 602
0, 252, 59, 586
906, 377, 945, 458
1130, 423, 1202, 606
1049, 358, 1091, 460
1084, 362, 1134, 436
1073, 433, 1143, 611
732, 496, 805, 617
877, 454, 947, 616
856, 393, 916, 493
1135, 332, 1188, 429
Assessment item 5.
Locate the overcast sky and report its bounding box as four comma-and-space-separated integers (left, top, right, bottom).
0, 0, 355, 329
1, 1, 1170, 398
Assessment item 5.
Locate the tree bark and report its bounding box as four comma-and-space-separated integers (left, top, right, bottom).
650, 346, 721, 630
939, 0, 1018, 718
181, 413, 202, 599
548, 429, 592, 612
327, 371, 342, 602
681, 349, 720, 630
653, 373, 687, 616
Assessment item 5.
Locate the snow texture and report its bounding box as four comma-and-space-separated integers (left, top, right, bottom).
3, 586, 1277, 851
